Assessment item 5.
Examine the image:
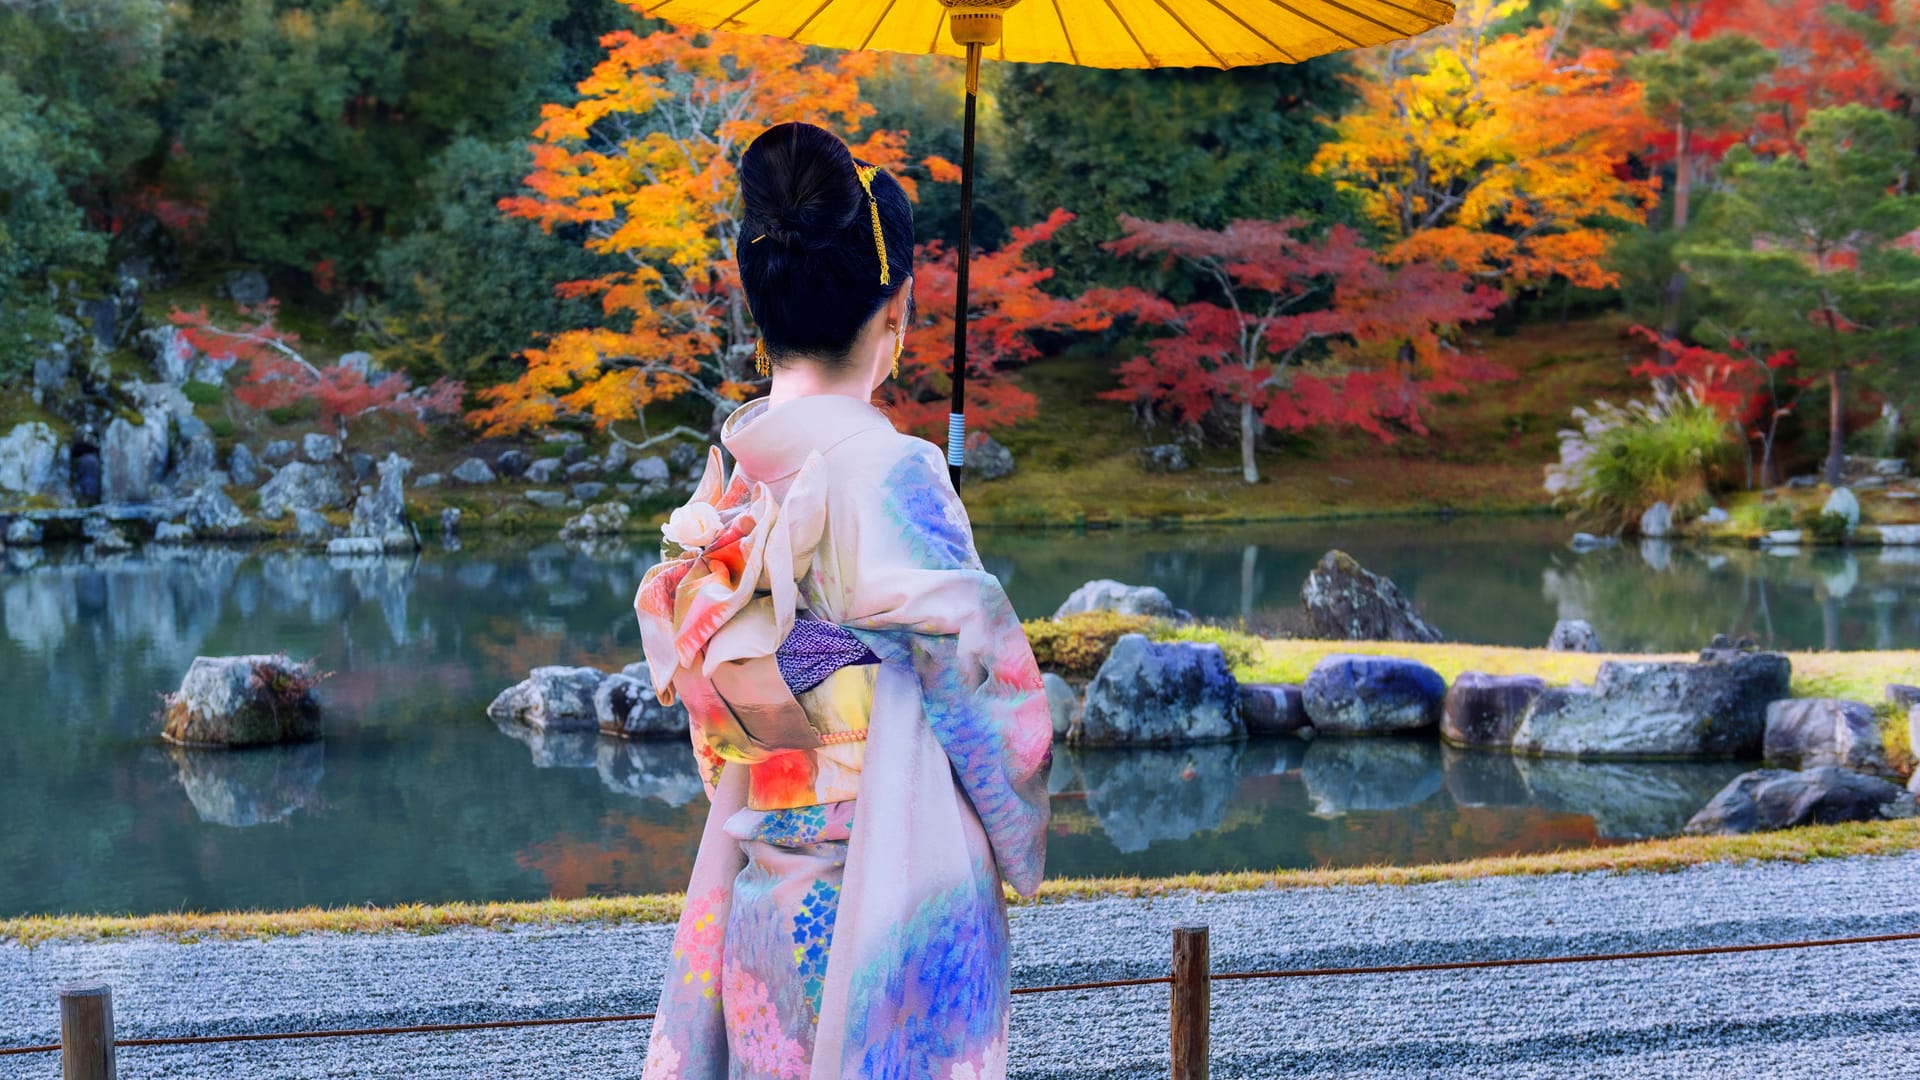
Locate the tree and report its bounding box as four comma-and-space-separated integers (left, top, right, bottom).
171, 304, 464, 445
1630, 326, 1798, 488
0, 75, 106, 378
1679, 104, 1920, 484
473, 26, 916, 439
1311, 0, 1658, 293
1097, 216, 1504, 484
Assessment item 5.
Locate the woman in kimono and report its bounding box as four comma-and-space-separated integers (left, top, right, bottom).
633, 121, 1053, 1080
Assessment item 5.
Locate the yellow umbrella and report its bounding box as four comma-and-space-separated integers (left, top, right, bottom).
640, 0, 1455, 483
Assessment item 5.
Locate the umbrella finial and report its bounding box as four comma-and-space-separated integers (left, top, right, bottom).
940, 0, 1015, 48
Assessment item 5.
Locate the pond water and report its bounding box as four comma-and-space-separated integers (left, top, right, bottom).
3, 517, 1915, 918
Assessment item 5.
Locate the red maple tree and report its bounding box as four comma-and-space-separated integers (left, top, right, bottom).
1630, 325, 1800, 488
1096, 216, 1505, 483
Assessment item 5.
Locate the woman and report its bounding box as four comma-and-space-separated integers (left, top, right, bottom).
633, 122, 1053, 1080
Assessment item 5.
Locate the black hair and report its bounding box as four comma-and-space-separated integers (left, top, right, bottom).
736, 122, 913, 367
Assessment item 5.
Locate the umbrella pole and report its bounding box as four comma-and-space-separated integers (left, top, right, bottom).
948, 40, 982, 491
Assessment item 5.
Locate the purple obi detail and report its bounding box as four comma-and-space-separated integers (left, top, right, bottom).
777, 614, 881, 695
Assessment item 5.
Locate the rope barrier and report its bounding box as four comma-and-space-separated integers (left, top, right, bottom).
7, 929, 1918, 1060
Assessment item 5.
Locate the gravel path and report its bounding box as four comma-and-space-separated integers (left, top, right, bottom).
4, 852, 1918, 1078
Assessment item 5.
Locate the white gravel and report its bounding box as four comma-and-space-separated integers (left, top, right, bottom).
3, 852, 1918, 1078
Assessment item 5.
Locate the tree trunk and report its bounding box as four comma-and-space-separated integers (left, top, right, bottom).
1240, 398, 1259, 485
1825, 368, 1846, 486
1659, 120, 1692, 337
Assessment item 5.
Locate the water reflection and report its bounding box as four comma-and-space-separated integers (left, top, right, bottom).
169, 743, 324, 828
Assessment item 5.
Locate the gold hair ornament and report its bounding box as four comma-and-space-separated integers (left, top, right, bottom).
755, 339, 771, 377
854, 163, 890, 286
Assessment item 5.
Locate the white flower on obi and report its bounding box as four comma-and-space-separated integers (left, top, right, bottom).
662, 500, 723, 551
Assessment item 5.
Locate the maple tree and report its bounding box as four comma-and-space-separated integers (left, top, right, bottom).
1310, 0, 1658, 292
1096, 216, 1505, 484
1630, 326, 1798, 487
171, 304, 464, 445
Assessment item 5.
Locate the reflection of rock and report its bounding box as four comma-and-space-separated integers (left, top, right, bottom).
169, 743, 324, 827
1441, 745, 1531, 808
1764, 698, 1894, 778
163, 654, 323, 746
1512, 652, 1791, 759
1042, 673, 1079, 740
1516, 756, 1742, 840
1076, 745, 1241, 853
1442, 673, 1546, 748
495, 718, 598, 768
596, 739, 702, 805
1685, 766, 1915, 835
1302, 655, 1445, 735
1079, 635, 1241, 745
488, 666, 604, 732
1301, 550, 1442, 642
1300, 737, 1443, 816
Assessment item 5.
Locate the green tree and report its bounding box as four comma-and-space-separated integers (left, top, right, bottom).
991, 60, 1353, 292
1680, 104, 1920, 484
0, 75, 105, 377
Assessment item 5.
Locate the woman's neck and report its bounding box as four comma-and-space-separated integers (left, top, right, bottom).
765, 361, 873, 408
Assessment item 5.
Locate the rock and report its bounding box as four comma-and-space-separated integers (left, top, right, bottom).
1547, 619, 1602, 653
182, 485, 249, 535
1764, 699, 1895, 778
1300, 550, 1442, 643
228, 444, 262, 487
1239, 683, 1310, 737
347, 453, 413, 551
1684, 766, 1916, 835
0, 422, 66, 501
70, 445, 100, 503
82, 516, 132, 551
301, 432, 339, 463
1787, 474, 1819, 489
261, 440, 296, 462
487, 666, 605, 733
1569, 532, 1618, 553
224, 268, 270, 306
1761, 529, 1804, 548
1701, 506, 1731, 525
1889, 685, 1920, 710
561, 444, 588, 466
102, 409, 171, 504
603, 442, 631, 472
1442, 673, 1548, 748
1511, 651, 1792, 759
667, 442, 701, 474
967, 434, 1015, 480
1078, 634, 1242, 746
168, 743, 324, 828
415, 473, 443, 489
1639, 501, 1673, 538
1301, 654, 1446, 735
565, 460, 601, 479
1137, 443, 1190, 473
6, 518, 43, 545
559, 501, 631, 540
440, 507, 461, 538
593, 673, 688, 738
543, 430, 586, 445
629, 456, 670, 484
450, 457, 496, 485
326, 537, 386, 556
1822, 487, 1860, 533
257, 461, 346, 519
291, 508, 333, 540
167, 416, 219, 493
1042, 673, 1080, 740
1300, 737, 1444, 815
338, 351, 375, 380
162, 654, 323, 747
153, 521, 193, 543
526, 458, 562, 484
495, 450, 531, 478
1053, 579, 1182, 620
524, 490, 566, 508
1877, 525, 1920, 546
570, 481, 607, 502
349, 452, 375, 483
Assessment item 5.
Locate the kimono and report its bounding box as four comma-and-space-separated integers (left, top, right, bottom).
632, 393, 1053, 1080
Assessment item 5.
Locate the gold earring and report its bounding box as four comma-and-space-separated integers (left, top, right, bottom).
755, 339, 770, 377
891, 326, 903, 379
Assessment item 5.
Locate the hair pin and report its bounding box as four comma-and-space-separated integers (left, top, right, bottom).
751, 234, 766, 244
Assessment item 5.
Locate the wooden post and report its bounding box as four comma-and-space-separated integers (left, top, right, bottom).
59, 983, 115, 1080
1171, 925, 1209, 1080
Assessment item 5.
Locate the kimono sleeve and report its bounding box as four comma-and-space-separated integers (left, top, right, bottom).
841, 439, 1053, 896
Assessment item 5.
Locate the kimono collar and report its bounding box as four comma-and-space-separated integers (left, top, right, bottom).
721, 393, 894, 482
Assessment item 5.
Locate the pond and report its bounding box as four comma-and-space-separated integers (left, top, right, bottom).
3, 517, 1915, 918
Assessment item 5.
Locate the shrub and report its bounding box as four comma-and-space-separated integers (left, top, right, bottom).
1544, 385, 1734, 530
1800, 509, 1852, 545
1761, 503, 1795, 531
1021, 611, 1159, 678
182, 380, 223, 406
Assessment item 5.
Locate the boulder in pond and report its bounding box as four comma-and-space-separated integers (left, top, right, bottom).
560, 500, 630, 539
967, 433, 1015, 480
1822, 487, 1860, 533
450, 457, 496, 485
347, 452, 413, 551
1301, 654, 1445, 735
1638, 501, 1672, 538
1547, 619, 1601, 653
1053, 579, 1183, 620
1764, 698, 1896, 778
82, 516, 132, 552
1077, 634, 1241, 746
1042, 672, 1079, 740
488, 666, 604, 733
593, 672, 687, 739
258, 461, 346, 518
1239, 683, 1309, 737
1510, 650, 1791, 759
1442, 673, 1548, 748
1684, 766, 1916, 835
162, 654, 324, 747
1301, 737, 1444, 816
1300, 550, 1442, 643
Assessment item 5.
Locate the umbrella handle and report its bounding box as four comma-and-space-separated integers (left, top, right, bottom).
948, 40, 983, 491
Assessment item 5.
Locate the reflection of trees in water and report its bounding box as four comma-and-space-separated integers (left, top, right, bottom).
517, 809, 709, 899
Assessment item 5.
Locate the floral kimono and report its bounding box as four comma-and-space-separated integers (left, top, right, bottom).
633, 393, 1053, 1080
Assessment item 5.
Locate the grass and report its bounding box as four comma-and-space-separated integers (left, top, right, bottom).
6, 818, 1915, 947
